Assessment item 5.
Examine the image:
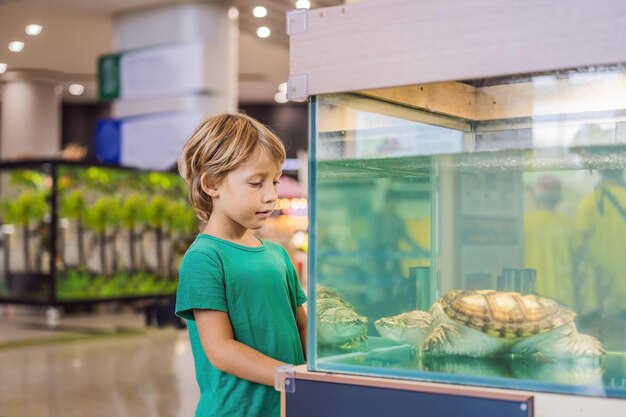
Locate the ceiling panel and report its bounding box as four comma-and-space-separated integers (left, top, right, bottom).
0, 0, 344, 103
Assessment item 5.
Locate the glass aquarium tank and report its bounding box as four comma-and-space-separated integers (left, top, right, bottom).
0, 161, 197, 304
309, 64, 626, 399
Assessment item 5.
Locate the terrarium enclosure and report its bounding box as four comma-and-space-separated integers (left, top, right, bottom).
0, 160, 197, 305
309, 65, 626, 399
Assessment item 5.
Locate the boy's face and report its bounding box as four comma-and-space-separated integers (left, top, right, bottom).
209, 148, 282, 233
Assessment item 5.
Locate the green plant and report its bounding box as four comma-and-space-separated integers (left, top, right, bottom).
9, 169, 49, 192
166, 200, 198, 276
146, 195, 171, 275
120, 193, 147, 271
84, 167, 111, 188
61, 189, 88, 265
86, 196, 120, 274
1, 190, 49, 273
146, 172, 174, 192
56, 268, 176, 300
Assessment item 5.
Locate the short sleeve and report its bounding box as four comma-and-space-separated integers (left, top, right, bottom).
292, 264, 307, 306
175, 250, 228, 321
282, 248, 307, 307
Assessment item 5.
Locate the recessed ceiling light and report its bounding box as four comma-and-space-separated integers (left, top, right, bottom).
256, 26, 271, 38
0, 63, 7, 74
8, 41, 24, 53
228, 7, 239, 20
253, 6, 267, 18
25, 24, 43, 36
274, 92, 288, 104
68, 84, 85, 96
295, 0, 311, 9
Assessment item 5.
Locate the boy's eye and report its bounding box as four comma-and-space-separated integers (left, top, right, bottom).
273, 180, 280, 185
249, 182, 262, 188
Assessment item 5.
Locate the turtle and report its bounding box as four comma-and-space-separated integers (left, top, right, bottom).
374, 310, 432, 346
317, 285, 352, 305
316, 285, 368, 349
376, 289, 605, 359
422, 354, 604, 385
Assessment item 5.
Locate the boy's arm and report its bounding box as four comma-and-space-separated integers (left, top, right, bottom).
194, 308, 285, 387
296, 305, 307, 360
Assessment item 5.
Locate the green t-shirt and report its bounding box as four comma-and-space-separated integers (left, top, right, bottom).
176, 234, 307, 417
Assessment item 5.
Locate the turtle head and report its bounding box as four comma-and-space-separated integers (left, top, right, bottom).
317, 306, 368, 345
375, 310, 432, 347
331, 310, 368, 339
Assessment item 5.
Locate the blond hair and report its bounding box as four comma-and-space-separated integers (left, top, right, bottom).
178, 113, 286, 221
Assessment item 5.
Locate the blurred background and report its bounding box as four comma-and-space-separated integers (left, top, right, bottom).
0, 1, 344, 415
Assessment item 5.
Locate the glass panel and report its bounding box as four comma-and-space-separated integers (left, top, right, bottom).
55, 165, 196, 301
0, 162, 197, 303
0, 165, 52, 302
310, 65, 626, 398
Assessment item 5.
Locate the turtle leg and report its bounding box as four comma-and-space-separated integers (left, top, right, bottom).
423, 318, 508, 357
424, 323, 459, 351
557, 332, 605, 358
338, 334, 369, 350
422, 320, 463, 355
512, 324, 605, 359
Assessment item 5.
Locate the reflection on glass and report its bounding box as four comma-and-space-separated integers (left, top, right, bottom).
310, 65, 626, 398
0, 163, 198, 303
55, 166, 197, 301
0, 167, 51, 300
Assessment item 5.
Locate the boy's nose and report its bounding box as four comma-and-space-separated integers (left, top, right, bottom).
263, 186, 278, 203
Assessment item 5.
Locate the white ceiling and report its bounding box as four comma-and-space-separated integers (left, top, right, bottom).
0, 0, 343, 104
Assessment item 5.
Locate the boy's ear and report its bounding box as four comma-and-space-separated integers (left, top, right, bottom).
200, 173, 219, 198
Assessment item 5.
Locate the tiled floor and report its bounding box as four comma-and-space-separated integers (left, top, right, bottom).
0, 306, 198, 417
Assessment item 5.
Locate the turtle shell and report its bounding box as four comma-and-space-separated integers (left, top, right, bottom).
440, 290, 576, 339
